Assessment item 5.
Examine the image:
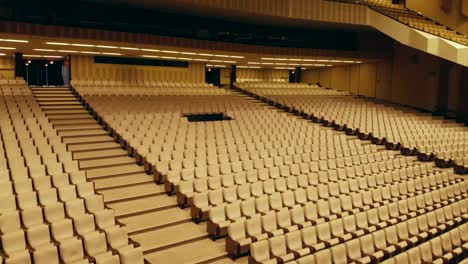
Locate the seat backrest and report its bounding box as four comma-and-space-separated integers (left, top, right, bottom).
250, 240, 270, 262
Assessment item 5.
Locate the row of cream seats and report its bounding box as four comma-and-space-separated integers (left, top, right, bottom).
237, 84, 468, 168
0, 82, 143, 263
72, 82, 466, 264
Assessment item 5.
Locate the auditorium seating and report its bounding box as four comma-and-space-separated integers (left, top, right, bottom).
237, 82, 468, 173
71, 80, 467, 264
0, 80, 141, 263
330, 0, 468, 45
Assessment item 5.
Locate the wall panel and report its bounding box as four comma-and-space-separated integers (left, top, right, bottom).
302, 70, 320, 84
390, 44, 439, 111
71, 55, 205, 83
237, 69, 288, 82
0, 56, 15, 79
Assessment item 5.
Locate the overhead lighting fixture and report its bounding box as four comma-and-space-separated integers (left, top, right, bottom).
141, 49, 160, 52
0, 47, 15, 50
0, 39, 28, 43
213, 54, 231, 58
197, 53, 211, 56
71, 43, 95, 47
101, 52, 122, 56
193, 59, 205, 61
274, 67, 294, 70
247, 62, 261, 64
141, 55, 160, 58
45, 42, 69, 45
160, 50, 180, 54
176, 57, 192, 61
120, 47, 140, 50
57, 50, 79, 53
33, 49, 56, 52
96, 45, 118, 49
237, 66, 262, 69
24, 55, 63, 58
81, 51, 101, 54
212, 64, 227, 68
0, 53, 6, 56
230, 55, 245, 58
161, 56, 177, 59
181, 52, 196, 55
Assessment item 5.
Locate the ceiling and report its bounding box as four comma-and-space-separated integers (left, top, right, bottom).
0, 33, 371, 69
0, 0, 367, 51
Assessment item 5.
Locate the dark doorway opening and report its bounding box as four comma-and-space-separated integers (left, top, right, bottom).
205, 67, 221, 87
25, 59, 65, 86
289, 70, 296, 83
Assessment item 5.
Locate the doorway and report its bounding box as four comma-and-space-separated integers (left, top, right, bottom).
289, 69, 296, 83
205, 67, 221, 87
25, 59, 65, 86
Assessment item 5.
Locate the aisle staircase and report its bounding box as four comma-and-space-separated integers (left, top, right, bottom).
31, 86, 247, 264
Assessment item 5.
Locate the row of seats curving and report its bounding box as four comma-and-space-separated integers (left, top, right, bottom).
236, 82, 468, 174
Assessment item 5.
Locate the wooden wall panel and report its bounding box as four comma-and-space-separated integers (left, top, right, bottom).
71, 55, 205, 83
349, 65, 360, 94
237, 69, 289, 82
358, 63, 377, 97
0, 56, 15, 79
302, 69, 320, 84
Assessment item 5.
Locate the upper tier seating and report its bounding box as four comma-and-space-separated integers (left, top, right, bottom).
72, 80, 467, 264
330, 0, 468, 45
0, 79, 142, 263
237, 82, 468, 171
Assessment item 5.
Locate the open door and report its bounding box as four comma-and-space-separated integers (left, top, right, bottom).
25, 59, 65, 86
205, 67, 221, 87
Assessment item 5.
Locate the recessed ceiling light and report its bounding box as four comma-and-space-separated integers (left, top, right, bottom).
0, 47, 15, 50
141, 55, 160, 58
81, 51, 101, 54
57, 50, 79, 53
161, 50, 180, 54
213, 54, 230, 58
0, 53, 6, 56
0, 39, 28, 43
181, 52, 196, 55
193, 59, 205, 61
197, 53, 211, 56
45, 42, 69, 45
120, 47, 140, 50
141, 49, 160, 52
101, 52, 122, 56
161, 56, 176, 59
176, 57, 192, 60
247, 62, 260, 64
71, 44, 95, 47
230, 55, 245, 58
33, 49, 56, 52
24, 55, 63, 58
96, 45, 118, 49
